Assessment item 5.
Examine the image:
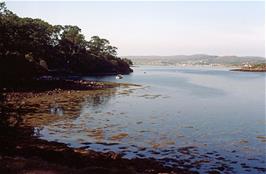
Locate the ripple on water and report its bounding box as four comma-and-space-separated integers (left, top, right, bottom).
256, 135, 266, 143
33, 67, 266, 174
110, 133, 129, 141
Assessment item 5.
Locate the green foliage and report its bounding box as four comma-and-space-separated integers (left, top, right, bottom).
88, 36, 117, 56
122, 58, 133, 66
251, 63, 266, 68
0, 2, 132, 84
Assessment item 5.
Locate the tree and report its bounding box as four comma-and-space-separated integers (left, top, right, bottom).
88, 36, 117, 56
61, 25, 87, 47
0, 2, 133, 83
122, 58, 133, 66
0, 2, 13, 16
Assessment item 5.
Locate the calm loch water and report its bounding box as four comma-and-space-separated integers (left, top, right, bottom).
38, 66, 266, 173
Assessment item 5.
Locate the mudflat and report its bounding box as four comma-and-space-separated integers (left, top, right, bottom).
0, 79, 193, 174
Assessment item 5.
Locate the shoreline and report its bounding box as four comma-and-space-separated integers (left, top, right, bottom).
0, 79, 194, 174
132, 64, 240, 69
0, 126, 190, 174
133, 64, 266, 72
230, 69, 266, 72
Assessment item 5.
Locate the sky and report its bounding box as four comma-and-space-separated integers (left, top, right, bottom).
5, 1, 265, 57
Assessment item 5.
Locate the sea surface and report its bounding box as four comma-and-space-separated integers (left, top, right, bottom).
37, 66, 266, 173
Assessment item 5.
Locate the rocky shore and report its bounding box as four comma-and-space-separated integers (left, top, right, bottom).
0, 79, 195, 174
0, 127, 192, 174
231, 63, 266, 72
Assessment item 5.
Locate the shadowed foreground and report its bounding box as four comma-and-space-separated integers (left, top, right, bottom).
0, 128, 194, 174
0, 80, 196, 174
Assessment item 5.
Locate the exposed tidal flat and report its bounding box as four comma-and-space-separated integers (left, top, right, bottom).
1, 80, 188, 174
1, 66, 266, 174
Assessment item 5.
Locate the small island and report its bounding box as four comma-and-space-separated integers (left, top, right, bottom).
231, 63, 266, 72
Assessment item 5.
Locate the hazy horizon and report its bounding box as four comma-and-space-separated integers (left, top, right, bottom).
122, 53, 266, 58
6, 1, 265, 57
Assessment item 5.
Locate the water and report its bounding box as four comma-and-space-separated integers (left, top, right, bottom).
38, 66, 266, 173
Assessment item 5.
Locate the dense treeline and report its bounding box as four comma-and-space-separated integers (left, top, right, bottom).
0, 2, 132, 84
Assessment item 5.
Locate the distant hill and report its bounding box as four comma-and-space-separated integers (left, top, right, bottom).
124, 54, 266, 67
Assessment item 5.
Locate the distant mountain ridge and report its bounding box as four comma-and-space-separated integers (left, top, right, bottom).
124, 54, 265, 67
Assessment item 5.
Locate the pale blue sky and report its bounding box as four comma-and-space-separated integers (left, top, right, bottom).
6, 1, 265, 57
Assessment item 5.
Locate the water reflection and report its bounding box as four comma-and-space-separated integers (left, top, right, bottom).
50, 103, 64, 116
12, 66, 265, 174
82, 90, 115, 110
